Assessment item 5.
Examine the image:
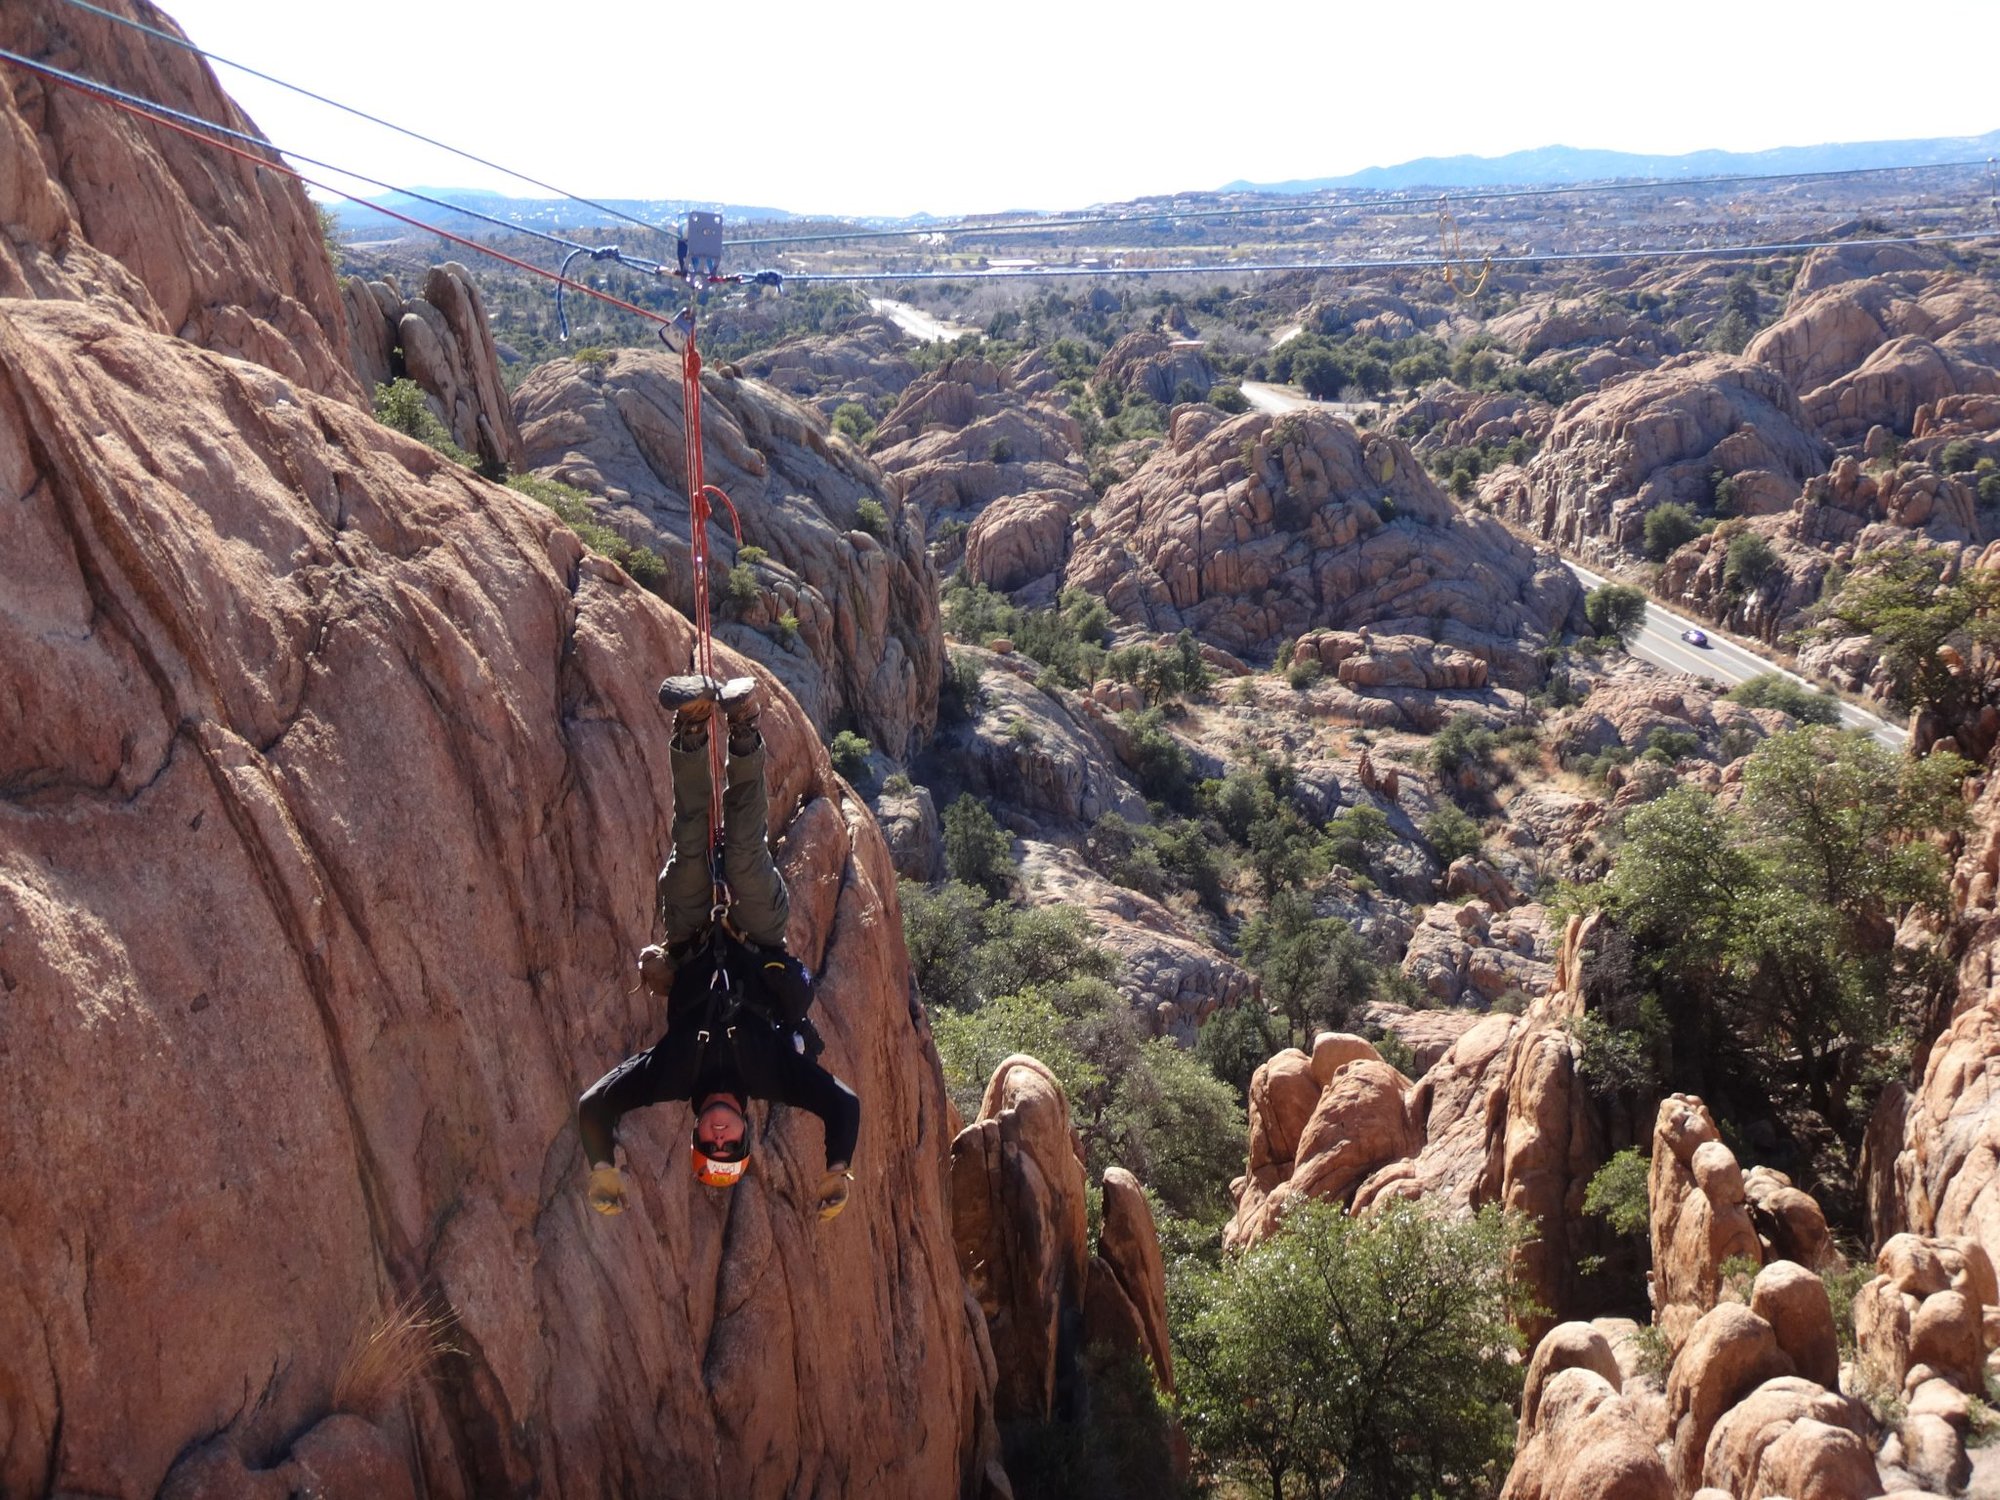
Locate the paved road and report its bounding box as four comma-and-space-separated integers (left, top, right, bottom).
1565, 560, 1906, 748
1226, 376, 1906, 745
1240, 381, 1378, 420
867, 298, 976, 344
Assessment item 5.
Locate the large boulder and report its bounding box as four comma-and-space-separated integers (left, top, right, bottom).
1699, 1376, 1875, 1500
513, 349, 942, 759
0, 291, 999, 1498
1663, 1304, 1793, 1497
1500, 1364, 1672, 1500
1096, 330, 1214, 405
1063, 407, 1578, 684
740, 314, 919, 419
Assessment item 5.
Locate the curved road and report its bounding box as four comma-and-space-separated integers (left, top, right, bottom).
1236, 378, 1906, 747
1565, 561, 1906, 748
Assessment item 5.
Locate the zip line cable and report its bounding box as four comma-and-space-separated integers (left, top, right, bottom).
0, 46, 684, 332
4, 47, 1997, 310
0, 46, 665, 274
49, 0, 680, 244
43, 0, 2000, 257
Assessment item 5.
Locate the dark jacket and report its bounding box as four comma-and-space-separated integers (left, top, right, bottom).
579, 933, 858, 1170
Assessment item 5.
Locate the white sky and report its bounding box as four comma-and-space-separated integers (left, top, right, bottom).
153, 0, 1999, 219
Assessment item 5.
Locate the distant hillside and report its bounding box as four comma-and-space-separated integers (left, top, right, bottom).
330, 189, 797, 239
1224, 130, 2000, 194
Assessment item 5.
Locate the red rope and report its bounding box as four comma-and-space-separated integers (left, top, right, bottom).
680, 329, 743, 898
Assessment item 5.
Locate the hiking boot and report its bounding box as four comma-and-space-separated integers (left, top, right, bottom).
716, 676, 761, 726
659, 674, 720, 722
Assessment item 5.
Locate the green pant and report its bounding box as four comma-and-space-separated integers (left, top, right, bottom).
657, 737, 790, 949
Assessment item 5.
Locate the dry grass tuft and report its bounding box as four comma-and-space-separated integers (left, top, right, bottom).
332, 1292, 459, 1420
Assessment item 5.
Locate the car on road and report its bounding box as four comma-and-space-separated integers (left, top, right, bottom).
1680, 627, 1709, 647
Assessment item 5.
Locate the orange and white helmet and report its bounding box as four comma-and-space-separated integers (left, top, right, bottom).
690, 1094, 752, 1187
690, 1140, 749, 1188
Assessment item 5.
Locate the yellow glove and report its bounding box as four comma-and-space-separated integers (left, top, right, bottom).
588, 1163, 627, 1216
816, 1167, 854, 1221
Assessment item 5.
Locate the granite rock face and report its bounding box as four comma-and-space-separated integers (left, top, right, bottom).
1491, 356, 1829, 566
344, 265, 525, 474
514, 349, 942, 759
0, 295, 998, 1500
1064, 407, 1578, 681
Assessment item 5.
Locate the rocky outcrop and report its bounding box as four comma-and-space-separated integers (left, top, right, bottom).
1018, 843, 1254, 1041
1228, 916, 1611, 1329
343, 265, 525, 473
0, 0, 362, 405
1698, 1375, 1875, 1500
741, 314, 919, 419
1491, 357, 1829, 567
926, 648, 1147, 831
0, 289, 999, 1498
1095, 330, 1213, 405
1852, 1233, 1997, 1397
1748, 255, 2000, 442
952, 1056, 1093, 1423
1649, 1096, 1765, 1354
951, 1058, 1174, 1451
1398, 899, 1557, 1009
1550, 669, 1789, 765
868, 354, 1092, 535
1864, 761, 2000, 1282
1501, 1323, 1671, 1500
514, 348, 942, 759
1064, 407, 1578, 681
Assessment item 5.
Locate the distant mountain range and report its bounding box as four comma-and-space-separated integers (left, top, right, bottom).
1222, 131, 2000, 195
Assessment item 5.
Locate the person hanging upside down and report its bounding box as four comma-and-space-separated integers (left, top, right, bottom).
577, 674, 859, 1220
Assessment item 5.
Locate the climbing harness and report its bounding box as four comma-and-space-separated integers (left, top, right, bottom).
1437, 195, 1493, 298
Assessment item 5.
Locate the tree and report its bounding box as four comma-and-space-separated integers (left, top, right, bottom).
1644, 502, 1700, 562
1584, 583, 1647, 647
1241, 891, 1379, 1043
1173, 1199, 1528, 1500
1808, 543, 2000, 717
1584, 1148, 1651, 1237
943, 795, 1013, 898
1591, 731, 1967, 1146
1423, 803, 1484, 865
1722, 531, 1777, 596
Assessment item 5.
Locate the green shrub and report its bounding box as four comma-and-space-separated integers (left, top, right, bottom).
943, 795, 1013, 897
855, 497, 889, 539
1644, 502, 1700, 561
831, 402, 875, 443
724, 562, 760, 613
1584, 584, 1647, 647
1723, 531, 1777, 595
1286, 657, 1323, 690
1423, 803, 1484, 865
1725, 673, 1842, 726
1173, 1198, 1530, 1500
1583, 1148, 1651, 1237
372, 378, 475, 467
1940, 438, 1979, 474
1209, 382, 1249, 414
829, 729, 872, 780
882, 771, 914, 795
